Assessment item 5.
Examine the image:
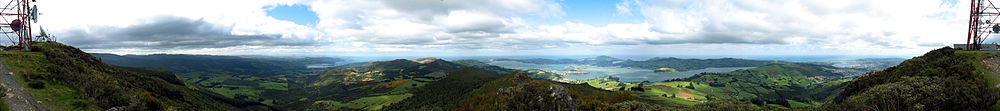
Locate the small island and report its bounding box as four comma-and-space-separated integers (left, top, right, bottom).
654, 67, 678, 73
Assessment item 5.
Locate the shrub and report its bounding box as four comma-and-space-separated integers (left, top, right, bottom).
140, 91, 162, 110
693, 100, 760, 111
26, 81, 44, 89
840, 76, 997, 110
614, 100, 665, 111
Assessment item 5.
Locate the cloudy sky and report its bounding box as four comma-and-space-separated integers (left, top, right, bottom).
32, 0, 971, 56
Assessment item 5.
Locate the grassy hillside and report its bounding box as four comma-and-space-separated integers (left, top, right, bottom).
0, 42, 271, 111
828, 47, 1000, 110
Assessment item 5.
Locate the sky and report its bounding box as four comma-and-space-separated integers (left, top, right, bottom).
27, 0, 976, 57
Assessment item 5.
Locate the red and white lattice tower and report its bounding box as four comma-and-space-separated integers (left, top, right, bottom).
968, 0, 1000, 50
0, 0, 35, 50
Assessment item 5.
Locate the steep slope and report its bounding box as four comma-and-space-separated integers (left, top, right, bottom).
0, 42, 271, 111
828, 47, 1000, 110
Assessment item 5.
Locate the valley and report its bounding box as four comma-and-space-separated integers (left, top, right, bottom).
0, 41, 988, 111
11, 0, 985, 110
84, 44, 907, 110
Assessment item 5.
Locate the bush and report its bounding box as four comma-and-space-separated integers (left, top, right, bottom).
614, 100, 665, 111
693, 100, 760, 111
839, 76, 997, 110
26, 81, 44, 89
140, 91, 162, 110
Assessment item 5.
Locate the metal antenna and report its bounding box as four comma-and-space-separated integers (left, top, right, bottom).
0, 0, 35, 50
968, 0, 1000, 50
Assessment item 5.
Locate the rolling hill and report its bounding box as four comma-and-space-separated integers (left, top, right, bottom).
491, 56, 772, 72
828, 47, 1000, 110
0, 42, 272, 111
268, 57, 523, 110
27, 41, 998, 110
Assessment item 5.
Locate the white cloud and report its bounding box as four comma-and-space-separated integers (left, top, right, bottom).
32, 0, 971, 56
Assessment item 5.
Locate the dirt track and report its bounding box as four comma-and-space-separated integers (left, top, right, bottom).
0, 59, 47, 111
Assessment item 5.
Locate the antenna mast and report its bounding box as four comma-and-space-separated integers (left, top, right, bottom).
0, 0, 35, 50
968, 0, 1000, 50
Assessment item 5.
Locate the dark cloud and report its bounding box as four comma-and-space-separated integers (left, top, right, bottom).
60, 16, 315, 50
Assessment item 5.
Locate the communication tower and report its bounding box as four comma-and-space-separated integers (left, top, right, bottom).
968, 0, 1000, 50
0, 0, 36, 50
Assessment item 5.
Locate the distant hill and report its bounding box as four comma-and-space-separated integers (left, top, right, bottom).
91, 53, 344, 76
264, 57, 654, 110
489, 56, 622, 65
35, 42, 993, 110
270, 57, 525, 110
387, 69, 645, 110
0, 42, 272, 110
808, 58, 905, 76
490, 56, 771, 71
676, 62, 857, 107
490, 58, 580, 64
616, 57, 772, 71
828, 47, 1000, 110
581, 55, 624, 66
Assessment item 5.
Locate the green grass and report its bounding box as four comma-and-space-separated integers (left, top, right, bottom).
313, 94, 413, 111
24, 81, 99, 111
392, 79, 427, 91
787, 99, 812, 108
0, 81, 7, 111
209, 88, 262, 98
584, 79, 624, 89
0, 52, 101, 111
258, 82, 287, 91
425, 72, 446, 78
636, 82, 715, 106
0, 98, 5, 111
262, 99, 274, 106
641, 86, 699, 105
178, 71, 291, 105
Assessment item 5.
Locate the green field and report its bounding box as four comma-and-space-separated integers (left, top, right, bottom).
312, 94, 413, 111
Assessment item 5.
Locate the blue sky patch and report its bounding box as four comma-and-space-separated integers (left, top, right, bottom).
524, 0, 644, 26
265, 4, 319, 26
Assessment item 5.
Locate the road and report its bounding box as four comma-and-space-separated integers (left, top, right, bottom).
0, 59, 46, 111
